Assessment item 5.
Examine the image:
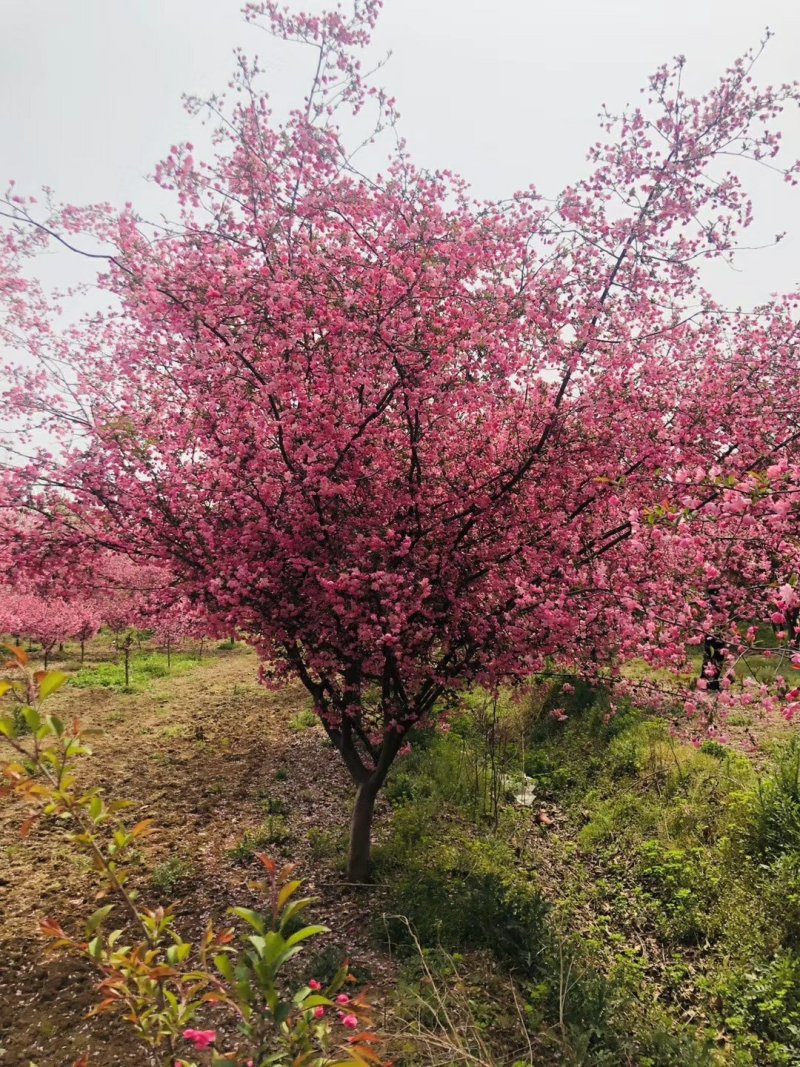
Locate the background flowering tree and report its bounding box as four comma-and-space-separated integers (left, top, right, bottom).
2, 2, 800, 877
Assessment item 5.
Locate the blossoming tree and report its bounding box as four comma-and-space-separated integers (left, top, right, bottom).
2, 2, 800, 877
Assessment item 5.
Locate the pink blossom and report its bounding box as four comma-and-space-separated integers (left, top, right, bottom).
2, 5, 800, 887
183, 1029, 216, 1050
308, 978, 321, 990
340, 1013, 359, 1030
335, 993, 350, 1004
313, 1005, 325, 1019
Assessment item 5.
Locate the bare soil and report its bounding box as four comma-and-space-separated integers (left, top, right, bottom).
0, 642, 396, 1067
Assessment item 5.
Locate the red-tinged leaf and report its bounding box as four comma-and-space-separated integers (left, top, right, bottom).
3, 644, 28, 666
87, 999, 118, 1017
255, 852, 277, 875
33, 670, 46, 683
40, 917, 68, 938
344, 1047, 381, 1065
20, 813, 40, 838
130, 818, 156, 838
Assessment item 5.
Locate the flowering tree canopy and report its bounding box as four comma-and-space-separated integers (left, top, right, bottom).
1, 2, 800, 876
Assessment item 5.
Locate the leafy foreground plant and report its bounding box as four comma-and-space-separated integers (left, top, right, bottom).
0, 643, 380, 1067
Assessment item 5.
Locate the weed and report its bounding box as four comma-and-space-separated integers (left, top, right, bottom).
307, 826, 346, 862
746, 739, 800, 858
151, 856, 194, 895
228, 816, 291, 863
259, 794, 289, 816
289, 709, 319, 731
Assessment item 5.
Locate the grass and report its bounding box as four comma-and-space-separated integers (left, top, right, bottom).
151, 855, 195, 895
228, 815, 292, 864
289, 708, 319, 731
378, 686, 800, 1065
71, 650, 201, 692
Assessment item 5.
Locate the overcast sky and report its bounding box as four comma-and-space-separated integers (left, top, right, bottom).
2, 0, 800, 307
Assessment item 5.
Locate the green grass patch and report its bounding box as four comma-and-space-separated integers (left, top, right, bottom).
379, 680, 800, 1065
71, 651, 200, 692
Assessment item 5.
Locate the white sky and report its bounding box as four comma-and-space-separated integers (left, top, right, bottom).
2, 0, 799, 307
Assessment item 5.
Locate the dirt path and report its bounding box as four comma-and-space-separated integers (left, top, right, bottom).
0, 645, 395, 1067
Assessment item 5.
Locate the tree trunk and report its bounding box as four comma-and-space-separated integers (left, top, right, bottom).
702, 635, 725, 691
347, 781, 378, 883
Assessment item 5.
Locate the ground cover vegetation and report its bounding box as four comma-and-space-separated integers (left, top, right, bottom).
2, 0, 800, 1062
3, 638, 800, 1064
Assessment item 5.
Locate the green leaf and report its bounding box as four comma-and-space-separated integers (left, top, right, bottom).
21, 706, 41, 732
87, 936, 103, 960
276, 879, 302, 911
284, 924, 328, 950
259, 930, 288, 968
86, 905, 114, 934
273, 999, 293, 1025
294, 992, 331, 1009
0, 716, 16, 739
39, 671, 69, 700
229, 907, 266, 934
213, 953, 235, 981
166, 942, 191, 965
280, 897, 312, 930
247, 934, 267, 958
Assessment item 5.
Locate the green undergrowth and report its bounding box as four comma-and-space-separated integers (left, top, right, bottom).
378, 684, 800, 1065
71, 650, 201, 693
